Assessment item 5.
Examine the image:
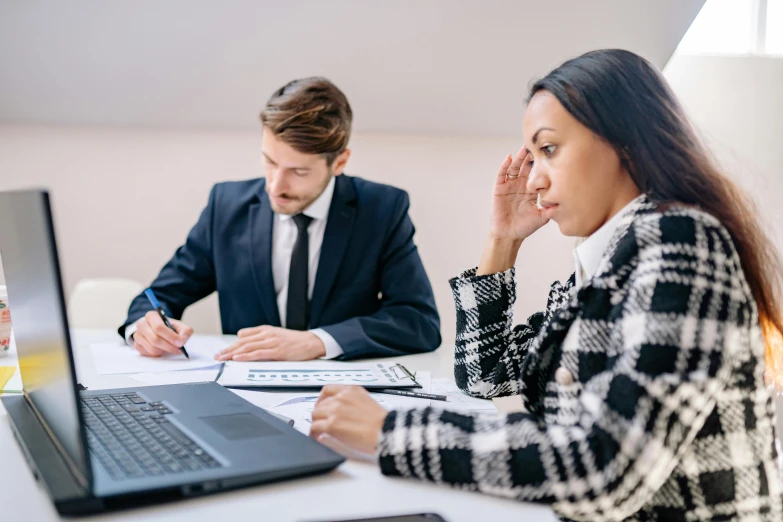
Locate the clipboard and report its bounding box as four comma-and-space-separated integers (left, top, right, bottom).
216, 361, 421, 390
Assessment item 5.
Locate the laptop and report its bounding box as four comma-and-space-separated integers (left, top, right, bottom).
0, 189, 344, 515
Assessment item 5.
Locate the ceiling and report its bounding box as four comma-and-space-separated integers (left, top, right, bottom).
0, 0, 704, 136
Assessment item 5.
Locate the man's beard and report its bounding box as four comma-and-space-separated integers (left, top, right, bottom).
268, 171, 333, 215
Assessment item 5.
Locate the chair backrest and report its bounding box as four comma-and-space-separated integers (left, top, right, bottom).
68, 278, 143, 329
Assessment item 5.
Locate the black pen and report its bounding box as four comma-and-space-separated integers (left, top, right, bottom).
372, 388, 447, 402
144, 288, 189, 358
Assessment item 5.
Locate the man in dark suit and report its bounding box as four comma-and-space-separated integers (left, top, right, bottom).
119, 77, 440, 360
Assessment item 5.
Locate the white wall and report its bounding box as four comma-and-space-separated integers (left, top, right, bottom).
0, 0, 703, 136
2, 54, 780, 352
0, 126, 575, 347
664, 54, 783, 435
664, 54, 783, 254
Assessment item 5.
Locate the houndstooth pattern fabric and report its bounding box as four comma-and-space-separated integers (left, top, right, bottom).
377, 196, 782, 521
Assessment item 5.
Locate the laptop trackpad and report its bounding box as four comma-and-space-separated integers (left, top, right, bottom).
200, 413, 281, 440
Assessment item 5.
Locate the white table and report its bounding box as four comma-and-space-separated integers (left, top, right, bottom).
0, 329, 557, 522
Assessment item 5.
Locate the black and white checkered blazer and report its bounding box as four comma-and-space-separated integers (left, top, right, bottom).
378, 196, 782, 521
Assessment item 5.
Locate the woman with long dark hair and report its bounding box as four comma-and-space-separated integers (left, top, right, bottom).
309, 49, 783, 521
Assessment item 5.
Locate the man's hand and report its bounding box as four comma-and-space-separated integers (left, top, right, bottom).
214, 326, 326, 361
132, 311, 193, 358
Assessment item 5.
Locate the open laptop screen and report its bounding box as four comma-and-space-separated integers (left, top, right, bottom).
0, 189, 91, 486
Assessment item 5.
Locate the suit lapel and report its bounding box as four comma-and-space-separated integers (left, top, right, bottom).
309, 175, 357, 327
593, 195, 656, 283
248, 191, 281, 327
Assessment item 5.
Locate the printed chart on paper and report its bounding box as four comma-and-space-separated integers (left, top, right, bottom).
218, 361, 418, 388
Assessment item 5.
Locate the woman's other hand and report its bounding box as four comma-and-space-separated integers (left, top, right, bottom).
310, 385, 387, 456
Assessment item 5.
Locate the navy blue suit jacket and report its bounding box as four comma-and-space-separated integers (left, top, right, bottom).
119, 174, 441, 358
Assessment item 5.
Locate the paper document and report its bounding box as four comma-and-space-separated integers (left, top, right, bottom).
269, 391, 419, 430
127, 366, 223, 386
228, 372, 432, 434
218, 361, 419, 389
228, 388, 316, 434
431, 378, 496, 413
91, 336, 230, 375
3, 369, 22, 393
269, 371, 431, 409
1, 365, 21, 393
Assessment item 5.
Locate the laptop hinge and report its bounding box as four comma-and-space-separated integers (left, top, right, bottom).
2, 395, 101, 515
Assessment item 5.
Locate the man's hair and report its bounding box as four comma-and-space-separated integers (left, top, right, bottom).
260, 77, 353, 166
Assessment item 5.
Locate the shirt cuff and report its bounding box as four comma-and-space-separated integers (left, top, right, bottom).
310, 328, 344, 359
124, 320, 142, 346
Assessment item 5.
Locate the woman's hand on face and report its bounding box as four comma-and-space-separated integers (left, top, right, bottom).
490, 146, 549, 242
310, 385, 388, 456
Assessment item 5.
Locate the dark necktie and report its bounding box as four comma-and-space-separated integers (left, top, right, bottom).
286, 213, 313, 331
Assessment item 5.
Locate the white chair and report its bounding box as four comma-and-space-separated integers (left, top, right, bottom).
68, 278, 144, 329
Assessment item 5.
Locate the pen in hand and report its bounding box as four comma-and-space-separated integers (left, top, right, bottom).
144, 288, 190, 359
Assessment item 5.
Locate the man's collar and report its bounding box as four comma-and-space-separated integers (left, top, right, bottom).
278, 176, 336, 222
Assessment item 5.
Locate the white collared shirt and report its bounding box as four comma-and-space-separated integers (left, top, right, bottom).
127, 176, 343, 359
573, 195, 643, 289
561, 196, 642, 355
271, 176, 343, 359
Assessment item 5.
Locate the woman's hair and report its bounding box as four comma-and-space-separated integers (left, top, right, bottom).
529, 49, 783, 389
260, 77, 352, 166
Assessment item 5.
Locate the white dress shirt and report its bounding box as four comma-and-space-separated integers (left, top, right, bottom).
272, 176, 343, 358
562, 195, 642, 352
573, 195, 642, 290
127, 176, 344, 359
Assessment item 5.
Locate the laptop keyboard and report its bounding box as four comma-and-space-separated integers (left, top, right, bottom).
81, 393, 222, 480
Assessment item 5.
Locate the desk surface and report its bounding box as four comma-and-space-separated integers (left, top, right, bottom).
0, 329, 557, 522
